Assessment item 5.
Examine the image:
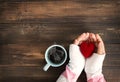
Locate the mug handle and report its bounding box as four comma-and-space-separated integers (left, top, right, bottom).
43, 63, 50, 71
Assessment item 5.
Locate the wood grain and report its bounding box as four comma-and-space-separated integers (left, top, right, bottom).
0, 0, 120, 82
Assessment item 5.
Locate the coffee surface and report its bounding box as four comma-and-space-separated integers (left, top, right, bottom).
48, 47, 65, 64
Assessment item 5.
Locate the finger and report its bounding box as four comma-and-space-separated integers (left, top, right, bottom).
77, 32, 89, 42
95, 34, 106, 54
95, 34, 102, 47
89, 33, 94, 42
96, 34, 103, 42
84, 32, 89, 41
74, 33, 86, 45
73, 39, 79, 45
86, 32, 89, 40
91, 33, 96, 42
77, 33, 86, 41
87, 33, 91, 42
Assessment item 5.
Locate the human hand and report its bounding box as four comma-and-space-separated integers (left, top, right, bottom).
74, 32, 105, 55
74, 33, 89, 45
89, 33, 106, 55
85, 33, 106, 81
67, 33, 90, 79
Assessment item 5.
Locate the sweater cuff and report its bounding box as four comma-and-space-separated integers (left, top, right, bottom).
88, 74, 106, 82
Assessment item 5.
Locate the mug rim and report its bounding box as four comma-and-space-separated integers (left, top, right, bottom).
45, 44, 67, 67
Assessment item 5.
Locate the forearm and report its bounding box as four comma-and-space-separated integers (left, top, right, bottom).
85, 53, 106, 82
57, 44, 85, 82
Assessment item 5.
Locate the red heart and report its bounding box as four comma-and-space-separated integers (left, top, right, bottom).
79, 41, 95, 58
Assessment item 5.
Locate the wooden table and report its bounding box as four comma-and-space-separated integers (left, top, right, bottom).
0, 0, 120, 82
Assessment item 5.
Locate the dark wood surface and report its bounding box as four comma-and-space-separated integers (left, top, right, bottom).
0, 0, 120, 82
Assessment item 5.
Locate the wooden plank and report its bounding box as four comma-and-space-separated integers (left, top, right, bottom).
0, 77, 56, 82
0, 66, 119, 82
0, 65, 67, 82
0, 23, 120, 44
103, 67, 120, 82
0, 43, 120, 67
0, 0, 120, 82
0, 1, 119, 23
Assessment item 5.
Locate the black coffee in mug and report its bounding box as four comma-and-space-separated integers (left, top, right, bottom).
43, 44, 67, 71
48, 46, 65, 64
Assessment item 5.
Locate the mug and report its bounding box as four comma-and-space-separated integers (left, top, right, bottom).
43, 44, 67, 71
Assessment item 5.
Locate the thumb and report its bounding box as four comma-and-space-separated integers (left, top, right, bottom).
95, 34, 106, 55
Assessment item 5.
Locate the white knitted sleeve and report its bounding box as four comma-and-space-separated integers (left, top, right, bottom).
85, 53, 106, 80
68, 44, 85, 76
56, 44, 85, 82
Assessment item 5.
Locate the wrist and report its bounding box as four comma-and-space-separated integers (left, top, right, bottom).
97, 49, 106, 55
85, 53, 105, 75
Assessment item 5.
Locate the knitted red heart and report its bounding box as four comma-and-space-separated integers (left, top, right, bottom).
79, 41, 95, 58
